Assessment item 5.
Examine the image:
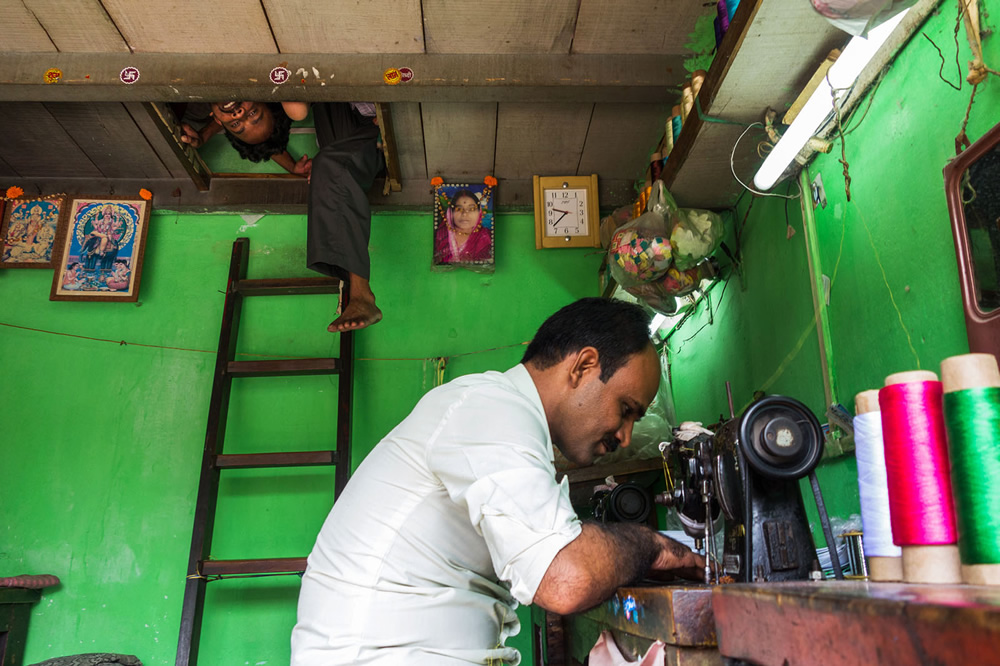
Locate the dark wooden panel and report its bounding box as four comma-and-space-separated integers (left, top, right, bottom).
494, 103, 593, 179
713, 581, 1000, 665
0, 103, 100, 178
423, 102, 497, 180
578, 586, 717, 648
44, 103, 171, 179
423, 0, 578, 54
578, 104, 671, 179
235, 277, 341, 296
390, 102, 427, 181
122, 102, 196, 180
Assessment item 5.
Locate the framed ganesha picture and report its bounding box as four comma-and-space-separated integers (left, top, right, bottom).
0, 195, 67, 269
50, 197, 151, 302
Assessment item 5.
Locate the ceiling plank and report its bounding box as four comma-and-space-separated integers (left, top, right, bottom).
422, 103, 496, 180
578, 104, 670, 180
0, 0, 56, 52
389, 103, 427, 181
263, 0, 423, 53
493, 103, 593, 180
43, 103, 171, 179
0, 103, 101, 178
0, 153, 17, 178
0, 53, 679, 103
100, 0, 276, 53
24, 0, 129, 52
573, 0, 709, 54
0, 176, 639, 211
423, 0, 578, 54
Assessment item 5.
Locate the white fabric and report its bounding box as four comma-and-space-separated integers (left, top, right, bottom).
291, 365, 583, 665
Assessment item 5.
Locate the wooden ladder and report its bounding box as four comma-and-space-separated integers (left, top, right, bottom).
174, 237, 353, 666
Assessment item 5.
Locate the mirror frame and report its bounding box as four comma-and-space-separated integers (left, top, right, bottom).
944, 120, 1000, 362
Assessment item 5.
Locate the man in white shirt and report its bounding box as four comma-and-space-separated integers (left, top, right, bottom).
291, 298, 703, 665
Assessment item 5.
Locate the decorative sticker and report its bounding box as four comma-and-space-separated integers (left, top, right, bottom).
383, 67, 401, 85
399, 67, 414, 83
119, 66, 140, 84
43, 68, 62, 84
269, 66, 290, 85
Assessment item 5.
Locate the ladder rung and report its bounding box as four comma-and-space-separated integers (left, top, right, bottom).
227, 358, 340, 377
200, 557, 307, 577
235, 277, 340, 296
216, 451, 337, 469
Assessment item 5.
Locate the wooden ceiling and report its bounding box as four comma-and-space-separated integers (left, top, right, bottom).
0, 0, 865, 211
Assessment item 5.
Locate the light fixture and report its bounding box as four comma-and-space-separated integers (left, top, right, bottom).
649, 313, 668, 336
753, 9, 910, 191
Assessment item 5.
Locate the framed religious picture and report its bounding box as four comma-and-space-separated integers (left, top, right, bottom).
431, 176, 496, 273
0, 195, 67, 268
50, 197, 151, 302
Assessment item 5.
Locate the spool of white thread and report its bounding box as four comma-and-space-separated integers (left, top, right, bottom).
854, 389, 903, 581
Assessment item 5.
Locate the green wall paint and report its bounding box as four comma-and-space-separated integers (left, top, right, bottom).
1, 210, 599, 665
667, 6, 999, 547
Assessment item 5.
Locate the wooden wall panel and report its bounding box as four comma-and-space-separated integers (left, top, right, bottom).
422, 102, 496, 180
577, 103, 669, 179
389, 103, 427, 181
264, 0, 424, 53
423, 0, 578, 54
573, 0, 708, 54
493, 103, 592, 179
24, 0, 129, 52
101, 0, 276, 53
0, 0, 56, 51
0, 104, 100, 178
44, 103, 170, 179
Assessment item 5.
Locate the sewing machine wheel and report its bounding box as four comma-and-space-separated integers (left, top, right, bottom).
738, 396, 824, 480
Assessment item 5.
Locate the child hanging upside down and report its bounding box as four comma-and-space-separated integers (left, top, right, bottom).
180, 101, 384, 333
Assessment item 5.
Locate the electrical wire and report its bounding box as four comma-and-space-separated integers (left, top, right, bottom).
730, 123, 801, 200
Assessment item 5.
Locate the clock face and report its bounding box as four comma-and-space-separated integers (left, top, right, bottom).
544, 188, 589, 237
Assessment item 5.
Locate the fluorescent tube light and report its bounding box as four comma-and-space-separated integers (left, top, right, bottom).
752, 9, 910, 191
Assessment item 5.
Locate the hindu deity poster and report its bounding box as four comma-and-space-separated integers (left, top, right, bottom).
0, 196, 66, 268
50, 197, 151, 302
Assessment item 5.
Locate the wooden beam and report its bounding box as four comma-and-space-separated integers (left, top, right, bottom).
0, 53, 682, 103
0, 177, 638, 212
374, 103, 402, 194
142, 102, 211, 191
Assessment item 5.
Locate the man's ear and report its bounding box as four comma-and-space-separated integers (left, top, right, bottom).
567, 347, 600, 388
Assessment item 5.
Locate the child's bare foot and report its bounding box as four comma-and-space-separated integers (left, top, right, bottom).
328, 298, 382, 333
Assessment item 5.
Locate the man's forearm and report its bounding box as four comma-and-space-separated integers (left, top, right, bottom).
534, 522, 662, 615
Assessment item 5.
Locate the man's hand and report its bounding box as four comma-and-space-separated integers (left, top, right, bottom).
651, 533, 706, 581
179, 123, 202, 148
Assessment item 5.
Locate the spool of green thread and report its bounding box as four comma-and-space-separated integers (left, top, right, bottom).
941, 352, 1000, 585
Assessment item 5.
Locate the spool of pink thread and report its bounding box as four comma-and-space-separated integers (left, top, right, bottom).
879, 370, 961, 584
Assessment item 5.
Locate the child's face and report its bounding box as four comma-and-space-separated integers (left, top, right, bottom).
211, 102, 275, 145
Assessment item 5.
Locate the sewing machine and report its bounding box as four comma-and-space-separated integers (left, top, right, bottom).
658, 394, 842, 583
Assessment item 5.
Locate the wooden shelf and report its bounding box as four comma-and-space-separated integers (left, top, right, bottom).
660, 0, 846, 209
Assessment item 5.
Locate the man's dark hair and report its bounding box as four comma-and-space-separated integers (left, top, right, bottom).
521, 298, 653, 382
223, 103, 292, 162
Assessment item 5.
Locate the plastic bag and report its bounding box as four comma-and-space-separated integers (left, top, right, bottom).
599, 204, 636, 248
624, 259, 717, 316
809, 0, 916, 36
606, 182, 683, 288
670, 208, 724, 271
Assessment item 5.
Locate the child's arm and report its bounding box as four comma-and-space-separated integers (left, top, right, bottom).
281, 102, 310, 122
271, 150, 312, 177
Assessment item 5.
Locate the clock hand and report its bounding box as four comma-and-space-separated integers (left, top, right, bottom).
551, 211, 569, 226
551, 208, 570, 214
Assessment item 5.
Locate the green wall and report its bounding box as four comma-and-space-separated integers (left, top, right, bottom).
0, 210, 599, 665
665, 5, 998, 544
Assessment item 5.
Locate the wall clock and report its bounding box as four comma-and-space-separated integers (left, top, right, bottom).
533, 175, 600, 249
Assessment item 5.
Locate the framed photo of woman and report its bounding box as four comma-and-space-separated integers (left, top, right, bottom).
0, 195, 67, 269
50, 197, 151, 302
432, 179, 495, 272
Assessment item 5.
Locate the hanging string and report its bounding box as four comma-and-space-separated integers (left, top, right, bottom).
942, 387, 1000, 564
879, 381, 958, 546
852, 410, 902, 558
